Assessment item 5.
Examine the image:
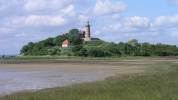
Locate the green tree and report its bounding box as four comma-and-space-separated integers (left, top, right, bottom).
20, 42, 34, 55
68, 29, 82, 45
53, 34, 68, 46
128, 39, 139, 46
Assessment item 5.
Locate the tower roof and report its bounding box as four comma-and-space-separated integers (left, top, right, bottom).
85, 21, 90, 27
62, 39, 70, 45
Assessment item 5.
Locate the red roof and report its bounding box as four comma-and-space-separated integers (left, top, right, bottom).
62, 39, 70, 45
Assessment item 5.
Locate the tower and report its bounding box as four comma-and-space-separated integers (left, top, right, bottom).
84, 21, 91, 41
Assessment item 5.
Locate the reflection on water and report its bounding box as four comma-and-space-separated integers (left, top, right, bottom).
0, 67, 106, 96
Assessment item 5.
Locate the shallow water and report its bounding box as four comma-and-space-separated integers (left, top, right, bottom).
0, 66, 108, 96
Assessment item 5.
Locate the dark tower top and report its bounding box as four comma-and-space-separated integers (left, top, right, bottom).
86, 21, 90, 27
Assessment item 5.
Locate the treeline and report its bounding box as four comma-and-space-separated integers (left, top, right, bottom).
21, 29, 178, 57
79, 40, 178, 57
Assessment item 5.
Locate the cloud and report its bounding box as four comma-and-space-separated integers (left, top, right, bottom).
4, 15, 67, 29
23, 0, 83, 13
78, 15, 89, 22
0, 0, 178, 54
94, 0, 127, 16
0, 27, 12, 33
170, 0, 178, 4
153, 15, 178, 28
99, 16, 151, 34
99, 14, 178, 36
24, 0, 66, 11
24, 15, 67, 26
61, 5, 76, 17
123, 16, 150, 29
0, 0, 25, 17
171, 31, 178, 37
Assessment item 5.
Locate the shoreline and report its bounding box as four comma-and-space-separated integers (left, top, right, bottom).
0, 56, 177, 64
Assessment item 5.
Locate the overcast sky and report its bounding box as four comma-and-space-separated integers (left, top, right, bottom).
0, 0, 178, 55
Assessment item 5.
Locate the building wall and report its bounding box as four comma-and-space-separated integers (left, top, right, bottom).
62, 44, 69, 48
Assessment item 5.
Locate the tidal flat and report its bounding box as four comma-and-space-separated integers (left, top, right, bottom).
0, 57, 178, 99
0, 60, 145, 96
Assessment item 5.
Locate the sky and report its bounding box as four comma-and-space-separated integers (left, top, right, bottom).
0, 0, 178, 55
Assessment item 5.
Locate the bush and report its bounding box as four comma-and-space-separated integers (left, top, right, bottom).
140, 52, 151, 56
77, 48, 88, 57
87, 47, 112, 57
60, 48, 74, 56
155, 51, 170, 56
48, 47, 61, 55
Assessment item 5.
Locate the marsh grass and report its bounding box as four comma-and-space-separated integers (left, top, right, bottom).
0, 56, 146, 64
16, 56, 146, 60
1, 62, 178, 100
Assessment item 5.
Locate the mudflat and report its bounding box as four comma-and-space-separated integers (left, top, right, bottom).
0, 57, 177, 96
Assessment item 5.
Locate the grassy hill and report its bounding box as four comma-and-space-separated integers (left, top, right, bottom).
20, 29, 178, 57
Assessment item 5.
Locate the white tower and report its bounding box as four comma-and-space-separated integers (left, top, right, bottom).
84, 21, 91, 41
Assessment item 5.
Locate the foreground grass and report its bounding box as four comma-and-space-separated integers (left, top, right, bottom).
1, 62, 178, 100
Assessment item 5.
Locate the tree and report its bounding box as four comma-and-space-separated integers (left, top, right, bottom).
42, 38, 55, 47
53, 34, 68, 46
20, 42, 34, 55
68, 29, 82, 45
128, 39, 139, 46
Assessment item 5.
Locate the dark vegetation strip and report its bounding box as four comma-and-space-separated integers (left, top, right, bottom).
0, 56, 177, 64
